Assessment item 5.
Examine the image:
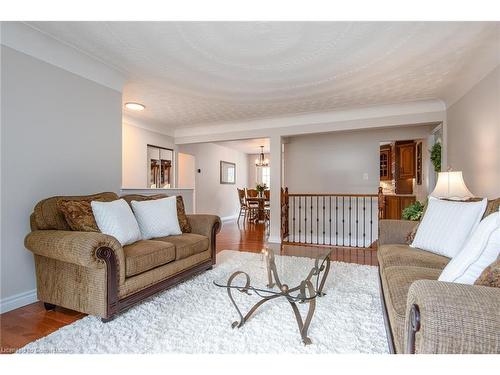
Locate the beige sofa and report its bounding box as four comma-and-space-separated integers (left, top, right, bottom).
24, 192, 221, 322
378, 213, 500, 354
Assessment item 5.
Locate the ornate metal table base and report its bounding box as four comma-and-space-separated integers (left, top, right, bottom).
224, 252, 331, 345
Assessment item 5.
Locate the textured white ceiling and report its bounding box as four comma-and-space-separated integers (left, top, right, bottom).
215, 138, 270, 154
27, 22, 498, 130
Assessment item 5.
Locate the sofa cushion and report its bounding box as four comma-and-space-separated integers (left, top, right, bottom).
32, 192, 119, 231
381, 266, 441, 353
378, 244, 449, 273
154, 233, 209, 260
123, 240, 175, 277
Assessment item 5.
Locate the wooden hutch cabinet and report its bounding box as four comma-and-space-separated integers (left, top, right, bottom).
379, 145, 392, 181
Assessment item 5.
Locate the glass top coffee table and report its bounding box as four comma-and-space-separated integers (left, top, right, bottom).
214, 248, 331, 345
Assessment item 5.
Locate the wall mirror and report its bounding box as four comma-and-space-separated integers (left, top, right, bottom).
148, 144, 173, 188
220, 161, 236, 184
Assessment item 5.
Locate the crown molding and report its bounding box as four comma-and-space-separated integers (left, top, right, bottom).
123, 114, 175, 138
1, 22, 125, 92
174, 100, 446, 143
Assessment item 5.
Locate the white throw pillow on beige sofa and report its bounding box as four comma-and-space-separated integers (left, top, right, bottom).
439, 210, 500, 284
410, 196, 487, 258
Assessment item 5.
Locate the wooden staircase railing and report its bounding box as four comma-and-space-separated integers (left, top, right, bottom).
281, 187, 385, 248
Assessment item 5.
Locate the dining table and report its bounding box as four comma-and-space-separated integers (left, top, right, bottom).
246, 196, 269, 223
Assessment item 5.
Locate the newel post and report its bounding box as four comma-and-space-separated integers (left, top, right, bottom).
378, 187, 385, 220
280, 187, 289, 240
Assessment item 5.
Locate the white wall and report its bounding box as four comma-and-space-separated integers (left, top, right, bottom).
1, 46, 122, 311
284, 125, 435, 194
177, 143, 248, 220
447, 65, 500, 199
122, 122, 176, 189
178, 153, 196, 189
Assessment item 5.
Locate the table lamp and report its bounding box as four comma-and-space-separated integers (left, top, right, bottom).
430, 171, 474, 200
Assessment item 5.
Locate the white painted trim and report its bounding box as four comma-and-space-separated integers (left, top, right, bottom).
267, 235, 282, 244
174, 100, 446, 139
221, 215, 238, 222
175, 110, 445, 145
0, 289, 38, 314
1, 22, 125, 92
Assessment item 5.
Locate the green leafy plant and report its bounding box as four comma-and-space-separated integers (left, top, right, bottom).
430, 142, 441, 172
256, 183, 268, 193
402, 201, 425, 221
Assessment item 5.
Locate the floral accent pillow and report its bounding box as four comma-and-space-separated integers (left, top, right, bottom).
174, 196, 192, 233
406, 223, 420, 245
57, 198, 102, 232
474, 258, 500, 288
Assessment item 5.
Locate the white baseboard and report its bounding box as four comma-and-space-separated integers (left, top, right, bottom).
220, 215, 238, 223
267, 235, 282, 244
0, 289, 38, 314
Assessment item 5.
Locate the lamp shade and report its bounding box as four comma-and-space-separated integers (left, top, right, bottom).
430, 171, 474, 200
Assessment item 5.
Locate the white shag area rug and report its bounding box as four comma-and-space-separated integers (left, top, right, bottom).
18, 250, 388, 354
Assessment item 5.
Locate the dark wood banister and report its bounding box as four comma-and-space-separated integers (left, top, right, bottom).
280, 187, 386, 243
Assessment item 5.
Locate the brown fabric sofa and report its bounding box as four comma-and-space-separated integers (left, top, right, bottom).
378, 219, 500, 354
24, 192, 221, 322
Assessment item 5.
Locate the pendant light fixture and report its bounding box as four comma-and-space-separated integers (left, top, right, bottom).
255, 146, 269, 167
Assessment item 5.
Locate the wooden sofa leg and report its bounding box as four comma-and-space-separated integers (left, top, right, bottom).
44, 302, 56, 311
101, 315, 116, 323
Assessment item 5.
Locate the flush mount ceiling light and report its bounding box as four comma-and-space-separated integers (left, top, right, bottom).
124, 102, 146, 111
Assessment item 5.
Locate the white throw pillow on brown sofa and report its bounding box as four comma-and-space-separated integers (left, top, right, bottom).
131, 196, 182, 240
91, 199, 142, 246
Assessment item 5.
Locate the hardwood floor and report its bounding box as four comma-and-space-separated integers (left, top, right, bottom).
0, 219, 377, 353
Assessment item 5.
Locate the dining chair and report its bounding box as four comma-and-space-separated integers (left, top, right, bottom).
264, 190, 270, 207
237, 188, 250, 223
246, 188, 258, 198
264, 204, 270, 229
245, 189, 259, 210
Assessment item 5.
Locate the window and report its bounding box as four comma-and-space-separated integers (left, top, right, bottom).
261, 166, 270, 187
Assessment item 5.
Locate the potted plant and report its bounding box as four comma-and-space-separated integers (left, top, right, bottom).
402, 200, 425, 221
430, 142, 441, 173
256, 183, 268, 197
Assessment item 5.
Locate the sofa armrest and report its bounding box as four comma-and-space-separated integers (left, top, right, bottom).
24, 230, 126, 284
187, 215, 221, 260
378, 219, 418, 245
187, 214, 221, 238
405, 279, 500, 354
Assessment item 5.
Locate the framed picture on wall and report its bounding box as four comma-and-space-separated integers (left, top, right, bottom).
220, 161, 236, 184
